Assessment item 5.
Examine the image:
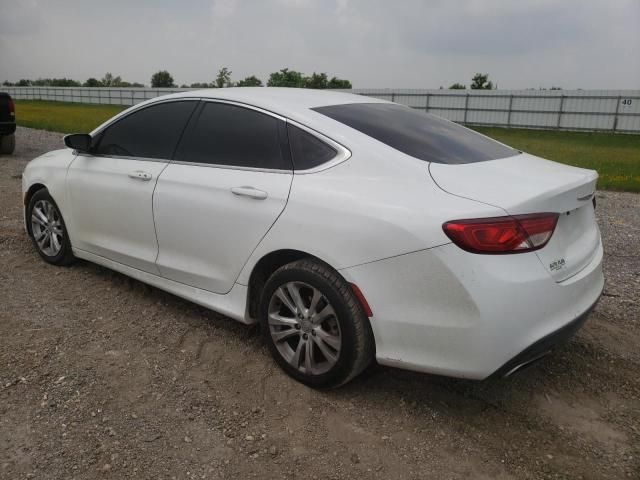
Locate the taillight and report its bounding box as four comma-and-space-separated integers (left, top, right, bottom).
442, 213, 559, 254
8, 97, 15, 116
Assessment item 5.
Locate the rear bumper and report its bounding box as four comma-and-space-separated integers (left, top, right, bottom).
339, 238, 604, 380
0, 121, 16, 135
489, 296, 598, 378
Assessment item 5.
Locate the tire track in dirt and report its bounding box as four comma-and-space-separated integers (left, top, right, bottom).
1, 127, 639, 479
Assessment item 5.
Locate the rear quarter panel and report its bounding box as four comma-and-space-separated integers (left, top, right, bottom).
236, 143, 507, 284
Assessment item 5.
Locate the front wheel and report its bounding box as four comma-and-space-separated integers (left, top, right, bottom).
260, 259, 374, 388
27, 189, 75, 266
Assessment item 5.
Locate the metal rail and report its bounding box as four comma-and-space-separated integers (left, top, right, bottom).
2, 86, 638, 133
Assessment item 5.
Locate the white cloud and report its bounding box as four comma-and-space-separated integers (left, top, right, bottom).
211, 0, 238, 18
0, 0, 638, 89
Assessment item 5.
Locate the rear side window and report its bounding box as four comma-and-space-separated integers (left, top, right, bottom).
94, 101, 197, 159
287, 124, 337, 170
175, 102, 291, 170
313, 103, 518, 164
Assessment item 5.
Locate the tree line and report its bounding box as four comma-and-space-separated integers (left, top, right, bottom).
2, 68, 352, 89
446, 73, 562, 90
154, 68, 352, 89
447, 73, 495, 90
2, 71, 563, 91
2, 72, 144, 88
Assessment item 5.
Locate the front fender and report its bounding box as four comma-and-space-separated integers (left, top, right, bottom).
22, 148, 76, 228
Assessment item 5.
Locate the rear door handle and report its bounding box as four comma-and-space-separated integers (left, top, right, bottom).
231, 186, 268, 200
128, 170, 152, 181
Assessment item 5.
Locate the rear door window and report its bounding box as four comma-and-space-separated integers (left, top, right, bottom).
174, 102, 291, 170
313, 103, 518, 164
94, 101, 197, 159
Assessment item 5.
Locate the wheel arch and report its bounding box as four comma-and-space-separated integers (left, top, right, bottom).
24, 182, 47, 206
245, 249, 322, 322
23, 183, 47, 235
244, 248, 375, 327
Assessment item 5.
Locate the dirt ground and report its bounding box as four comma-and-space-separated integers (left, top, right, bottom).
1, 127, 639, 479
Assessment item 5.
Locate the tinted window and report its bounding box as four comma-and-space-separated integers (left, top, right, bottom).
313, 103, 518, 164
94, 101, 197, 159
175, 103, 290, 170
287, 124, 337, 170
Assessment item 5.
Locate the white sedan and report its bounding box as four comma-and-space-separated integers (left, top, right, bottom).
22, 88, 604, 387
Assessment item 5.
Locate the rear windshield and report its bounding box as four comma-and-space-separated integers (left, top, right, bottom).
312, 103, 518, 164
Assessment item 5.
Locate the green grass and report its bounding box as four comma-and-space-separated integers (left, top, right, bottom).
15, 100, 126, 134
14, 101, 640, 192
473, 127, 640, 192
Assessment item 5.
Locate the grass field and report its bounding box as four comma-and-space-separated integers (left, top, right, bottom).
14, 100, 640, 192
15, 101, 125, 135
473, 127, 640, 192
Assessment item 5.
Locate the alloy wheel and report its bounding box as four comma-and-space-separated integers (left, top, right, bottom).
268, 281, 342, 375
31, 199, 64, 257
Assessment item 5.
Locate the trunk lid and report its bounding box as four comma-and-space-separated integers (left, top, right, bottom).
429, 153, 600, 282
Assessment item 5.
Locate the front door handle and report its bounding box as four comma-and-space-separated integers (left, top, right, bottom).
231, 186, 268, 200
128, 170, 152, 181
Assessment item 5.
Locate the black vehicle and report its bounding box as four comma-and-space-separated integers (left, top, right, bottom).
0, 92, 16, 154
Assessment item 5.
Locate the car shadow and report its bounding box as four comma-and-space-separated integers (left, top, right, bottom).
76, 256, 608, 422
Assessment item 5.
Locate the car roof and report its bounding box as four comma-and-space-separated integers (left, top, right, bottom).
92, 88, 391, 142
164, 87, 388, 119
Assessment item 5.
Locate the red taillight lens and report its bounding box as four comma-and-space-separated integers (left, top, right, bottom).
442, 213, 559, 254
8, 97, 15, 116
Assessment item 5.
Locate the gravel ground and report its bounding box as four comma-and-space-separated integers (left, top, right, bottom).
1, 127, 639, 479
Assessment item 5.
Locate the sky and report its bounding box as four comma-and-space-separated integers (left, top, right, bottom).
0, 0, 639, 89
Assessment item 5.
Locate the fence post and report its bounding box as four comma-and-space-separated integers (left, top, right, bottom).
613, 95, 621, 133
391, 92, 396, 103
425, 93, 430, 113
556, 95, 565, 129
507, 94, 514, 128
463, 93, 470, 124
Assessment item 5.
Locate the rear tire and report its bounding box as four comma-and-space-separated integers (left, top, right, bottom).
260, 258, 374, 388
0, 133, 15, 155
27, 189, 75, 266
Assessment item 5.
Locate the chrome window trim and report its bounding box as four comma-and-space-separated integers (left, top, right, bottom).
87, 96, 352, 174
90, 97, 201, 138
75, 153, 289, 174
172, 99, 292, 173
196, 98, 351, 174
74, 152, 170, 163
169, 160, 292, 175
199, 98, 287, 122
284, 119, 352, 174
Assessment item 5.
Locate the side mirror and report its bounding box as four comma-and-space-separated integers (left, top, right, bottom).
64, 133, 92, 153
